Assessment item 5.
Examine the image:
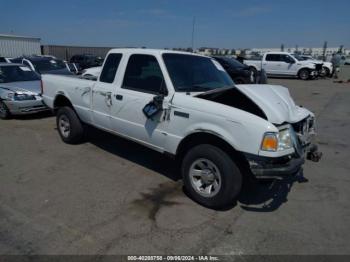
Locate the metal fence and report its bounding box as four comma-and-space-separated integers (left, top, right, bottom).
0, 34, 41, 58
41, 45, 113, 61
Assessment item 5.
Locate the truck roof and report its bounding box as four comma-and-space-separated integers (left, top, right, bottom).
108, 48, 208, 57
264, 51, 292, 55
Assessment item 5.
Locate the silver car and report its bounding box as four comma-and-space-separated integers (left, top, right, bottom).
0, 63, 48, 119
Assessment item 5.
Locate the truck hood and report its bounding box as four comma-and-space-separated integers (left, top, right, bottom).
234, 84, 311, 124
0, 80, 41, 95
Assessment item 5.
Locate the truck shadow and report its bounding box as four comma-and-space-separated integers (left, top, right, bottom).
238, 170, 308, 212
86, 126, 181, 182
86, 125, 308, 212
9, 111, 54, 120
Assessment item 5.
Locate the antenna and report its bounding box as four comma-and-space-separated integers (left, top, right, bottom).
191, 16, 196, 53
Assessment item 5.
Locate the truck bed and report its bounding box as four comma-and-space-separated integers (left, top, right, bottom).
42, 74, 94, 110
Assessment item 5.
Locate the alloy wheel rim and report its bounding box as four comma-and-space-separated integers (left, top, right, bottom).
59, 115, 71, 138
189, 158, 222, 198
301, 71, 308, 79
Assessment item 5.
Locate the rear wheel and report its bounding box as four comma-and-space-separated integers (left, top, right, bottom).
298, 69, 310, 80
182, 144, 242, 209
0, 100, 11, 120
249, 67, 258, 82
323, 67, 330, 77
56, 106, 85, 144
234, 78, 245, 84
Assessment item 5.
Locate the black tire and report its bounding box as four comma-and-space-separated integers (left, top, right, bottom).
249, 67, 258, 80
234, 78, 245, 84
182, 144, 242, 209
0, 100, 11, 120
56, 106, 84, 144
298, 69, 310, 80
323, 67, 330, 77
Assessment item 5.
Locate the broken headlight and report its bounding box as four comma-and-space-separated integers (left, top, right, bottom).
7, 92, 36, 101
277, 127, 293, 151
261, 127, 293, 152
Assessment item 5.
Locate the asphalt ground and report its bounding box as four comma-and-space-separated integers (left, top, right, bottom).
0, 67, 349, 255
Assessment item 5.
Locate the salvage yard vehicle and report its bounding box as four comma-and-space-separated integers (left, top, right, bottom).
244, 52, 318, 80
212, 56, 263, 84
11, 56, 73, 75
42, 49, 321, 208
70, 54, 104, 70
292, 54, 332, 77
81, 66, 102, 80
0, 63, 48, 119
0, 57, 12, 63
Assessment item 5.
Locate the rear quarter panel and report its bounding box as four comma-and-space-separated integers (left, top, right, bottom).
42, 74, 94, 123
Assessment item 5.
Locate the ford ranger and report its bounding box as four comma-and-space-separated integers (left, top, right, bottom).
42, 49, 321, 208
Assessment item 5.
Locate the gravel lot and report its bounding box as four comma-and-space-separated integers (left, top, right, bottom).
0, 68, 350, 255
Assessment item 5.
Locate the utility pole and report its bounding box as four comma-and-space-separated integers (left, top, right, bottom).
322, 41, 327, 61
191, 16, 196, 53
281, 44, 284, 52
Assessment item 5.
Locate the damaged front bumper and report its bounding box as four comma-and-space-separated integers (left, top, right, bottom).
245, 116, 322, 178
244, 152, 305, 177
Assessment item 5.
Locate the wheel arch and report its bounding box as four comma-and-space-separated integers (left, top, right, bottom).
297, 67, 312, 74
53, 93, 73, 112
176, 131, 250, 172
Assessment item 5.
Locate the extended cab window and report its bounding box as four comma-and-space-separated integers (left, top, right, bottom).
266, 54, 281, 61
122, 54, 166, 94
100, 53, 122, 83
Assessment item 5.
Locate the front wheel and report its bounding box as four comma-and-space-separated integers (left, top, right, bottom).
323, 67, 330, 77
56, 106, 85, 144
298, 69, 310, 80
0, 100, 11, 120
182, 144, 242, 209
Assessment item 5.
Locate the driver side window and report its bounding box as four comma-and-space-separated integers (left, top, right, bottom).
122, 54, 167, 95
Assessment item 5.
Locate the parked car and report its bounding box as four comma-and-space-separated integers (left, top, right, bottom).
244, 52, 318, 80
292, 54, 333, 77
0, 57, 13, 63
0, 63, 48, 119
81, 66, 102, 80
11, 56, 73, 75
42, 49, 321, 208
70, 54, 104, 70
66, 62, 80, 74
212, 56, 258, 84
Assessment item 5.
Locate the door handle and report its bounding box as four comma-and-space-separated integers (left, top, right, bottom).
115, 94, 123, 100
105, 92, 112, 106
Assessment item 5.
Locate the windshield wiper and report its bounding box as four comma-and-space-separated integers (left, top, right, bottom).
196, 85, 235, 96
177, 85, 213, 92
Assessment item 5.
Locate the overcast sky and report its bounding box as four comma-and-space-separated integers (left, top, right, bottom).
1, 0, 349, 49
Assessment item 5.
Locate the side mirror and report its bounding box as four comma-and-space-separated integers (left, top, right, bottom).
287, 58, 295, 64
143, 95, 164, 119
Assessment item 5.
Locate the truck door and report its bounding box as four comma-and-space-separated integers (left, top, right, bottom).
280, 54, 298, 75
264, 54, 282, 75
110, 54, 169, 151
91, 53, 123, 131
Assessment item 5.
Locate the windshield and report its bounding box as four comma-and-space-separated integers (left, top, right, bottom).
163, 54, 233, 92
0, 65, 40, 83
32, 59, 67, 73
219, 57, 246, 68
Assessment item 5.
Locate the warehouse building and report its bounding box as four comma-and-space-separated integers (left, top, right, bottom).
0, 34, 41, 57
41, 45, 113, 61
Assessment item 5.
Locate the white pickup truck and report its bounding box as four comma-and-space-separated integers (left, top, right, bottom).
244, 52, 319, 80
42, 48, 321, 208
